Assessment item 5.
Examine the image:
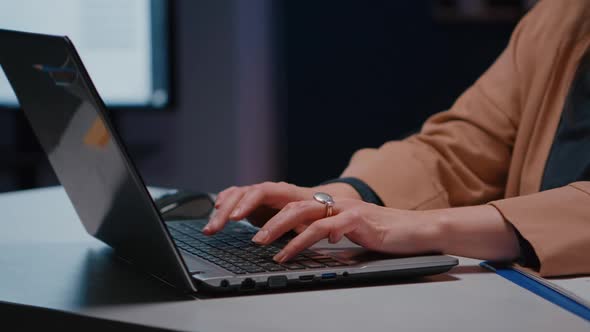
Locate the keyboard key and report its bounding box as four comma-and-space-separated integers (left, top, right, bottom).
259, 262, 286, 271
249, 258, 270, 264
325, 261, 347, 267
300, 249, 317, 255
172, 221, 300, 274
241, 253, 259, 260
315, 258, 338, 264
292, 256, 310, 262
299, 261, 326, 269
266, 266, 287, 272
307, 254, 332, 260
243, 266, 266, 273
236, 263, 259, 269
228, 268, 247, 274
281, 262, 306, 270
265, 247, 281, 254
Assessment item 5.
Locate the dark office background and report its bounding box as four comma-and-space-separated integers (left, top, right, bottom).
0, 0, 530, 194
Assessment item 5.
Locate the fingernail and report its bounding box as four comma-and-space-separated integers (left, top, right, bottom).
229, 208, 241, 220
202, 225, 211, 234
274, 251, 286, 263
252, 229, 268, 243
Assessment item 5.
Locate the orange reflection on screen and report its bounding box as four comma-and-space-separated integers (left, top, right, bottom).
83, 117, 110, 148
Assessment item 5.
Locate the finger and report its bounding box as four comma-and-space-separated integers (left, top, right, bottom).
274, 214, 358, 263
228, 186, 266, 221
204, 188, 247, 234
214, 186, 238, 209
328, 231, 341, 244
230, 182, 309, 220
293, 224, 308, 234
252, 200, 325, 245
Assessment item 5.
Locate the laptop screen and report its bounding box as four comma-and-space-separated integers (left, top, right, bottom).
0, 29, 193, 290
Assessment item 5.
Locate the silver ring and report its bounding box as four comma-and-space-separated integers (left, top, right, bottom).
313, 192, 335, 218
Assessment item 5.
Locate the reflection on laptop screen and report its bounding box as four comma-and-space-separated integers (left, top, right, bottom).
0, 0, 169, 108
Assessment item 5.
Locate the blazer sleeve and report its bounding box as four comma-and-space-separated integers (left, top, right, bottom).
340, 1, 590, 277
340, 8, 535, 209
490, 182, 590, 277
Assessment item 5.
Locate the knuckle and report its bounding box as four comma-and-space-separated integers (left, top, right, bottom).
259, 181, 274, 189
340, 198, 359, 208
218, 186, 239, 198
248, 186, 263, 198
295, 200, 312, 210
292, 238, 306, 249
283, 245, 297, 256
277, 181, 295, 192
377, 229, 387, 250
226, 186, 239, 192
292, 245, 304, 255
348, 208, 364, 221
313, 221, 331, 233
209, 216, 224, 227
295, 200, 308, 208
306, 223, 320, 233
256, 181, 277, 194
284, 201, 303, 210
282, 202, 295, 210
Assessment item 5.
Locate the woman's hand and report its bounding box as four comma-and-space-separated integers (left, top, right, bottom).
252, 199, 520, 264
251, 199, 441, 263
203, 181, 361, 235
206, 181, 521, 264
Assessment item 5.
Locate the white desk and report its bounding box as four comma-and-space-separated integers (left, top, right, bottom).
1, 187, 588, 331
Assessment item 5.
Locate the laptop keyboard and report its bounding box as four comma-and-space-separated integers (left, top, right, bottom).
167, 220, 347, 274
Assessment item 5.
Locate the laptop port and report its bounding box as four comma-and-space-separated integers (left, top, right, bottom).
267, 276, 288, 289
298, 275, 315, 282
241, 278, 256, 290
321, 273, 337, 280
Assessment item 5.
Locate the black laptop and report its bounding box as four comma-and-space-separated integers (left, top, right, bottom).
0, 29, 458, 294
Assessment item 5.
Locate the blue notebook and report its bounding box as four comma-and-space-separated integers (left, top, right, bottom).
481, 262, 590, 322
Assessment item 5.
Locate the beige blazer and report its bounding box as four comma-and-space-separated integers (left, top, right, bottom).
340, 0, 590, 277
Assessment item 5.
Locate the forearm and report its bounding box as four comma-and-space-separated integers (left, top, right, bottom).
424, 205, 521, 261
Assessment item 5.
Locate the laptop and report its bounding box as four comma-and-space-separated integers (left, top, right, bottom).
0, 29, 458, 294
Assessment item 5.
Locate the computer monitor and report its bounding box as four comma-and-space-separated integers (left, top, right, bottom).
0, 0, 171, 109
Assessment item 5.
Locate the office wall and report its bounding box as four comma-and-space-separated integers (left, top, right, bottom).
116, 0, 278, 194
279, 1, 518, 186
0, 0, 277, 194
2, 0, 522, 194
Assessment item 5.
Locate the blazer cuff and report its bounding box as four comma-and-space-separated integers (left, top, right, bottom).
489, 183, 590, 277
513, 227, 540, 269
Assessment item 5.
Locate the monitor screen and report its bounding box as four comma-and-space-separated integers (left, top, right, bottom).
0, 0, 170, 108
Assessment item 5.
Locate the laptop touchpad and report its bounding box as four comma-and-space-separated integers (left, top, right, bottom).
181, 253, 226, 276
